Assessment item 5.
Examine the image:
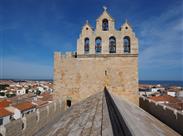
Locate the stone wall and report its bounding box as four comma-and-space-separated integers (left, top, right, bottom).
0, 100, 65, 136
54, 53, 138, 105
139, 96, 183, 135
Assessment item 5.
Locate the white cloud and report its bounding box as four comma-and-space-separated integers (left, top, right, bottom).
139, 5, 183, 70
0, 57, 52, 79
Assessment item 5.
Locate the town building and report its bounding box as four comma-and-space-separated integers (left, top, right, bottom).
6, 102, 36, 119
16, 88, 26, 96
0, 100, 13, 125
149, 95, 183, 111
0, 108, 13, 126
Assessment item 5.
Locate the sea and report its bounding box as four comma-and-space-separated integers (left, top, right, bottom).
139, 80, 183, 87
1, 79, 183, 87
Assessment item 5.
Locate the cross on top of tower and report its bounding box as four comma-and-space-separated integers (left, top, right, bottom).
103, 6, 107, 11
125, 19, 128, 23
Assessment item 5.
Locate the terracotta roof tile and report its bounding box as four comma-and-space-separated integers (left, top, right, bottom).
0, 99, 12, 108
149, 95, 181, 103
32, 100, 48, 108
14, 102, 35, 112
166, 102, 183, 110
39, 92, 53, 101
0, 108, 13, 117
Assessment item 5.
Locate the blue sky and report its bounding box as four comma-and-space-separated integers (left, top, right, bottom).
0, 0, 183, 80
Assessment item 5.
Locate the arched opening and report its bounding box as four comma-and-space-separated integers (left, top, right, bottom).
109, 36, 116, 53
84, 38, 89, 54
95, 37, 102, 53
102, 19, 109, 31
74, 52, 77, 58
123, 36, 130, 53
66, 100, 71, 108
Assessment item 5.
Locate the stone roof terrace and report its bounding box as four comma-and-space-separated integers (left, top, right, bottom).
34, 89, 180, 136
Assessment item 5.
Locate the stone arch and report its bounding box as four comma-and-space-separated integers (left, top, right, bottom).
66, 96, 72, 109
102, 19, 109, 31
109, 36, 116, 53
95, 37, 102, 53
84, 37, 90, 54
66, 100, 71, 108
123, 36, 131, 53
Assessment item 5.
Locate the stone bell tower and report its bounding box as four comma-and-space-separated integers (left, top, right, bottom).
77, 7, 138, 55
54, 7, 139, 105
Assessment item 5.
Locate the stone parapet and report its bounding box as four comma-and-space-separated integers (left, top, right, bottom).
0, 99, 65, 136
77, 53, 138, 58
139, 96, 183, 135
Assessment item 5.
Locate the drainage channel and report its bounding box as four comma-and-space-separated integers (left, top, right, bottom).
104, 87, 132, 136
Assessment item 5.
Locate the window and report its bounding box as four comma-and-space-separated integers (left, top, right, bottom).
66, 100, 71, 108
74, 52, 77, 58
109, 36, 116, 53
0, 118, 2, 125
123, 36, 130, 53
102, 19, 108, 31
105, 70, 107, 76
95, 37, 102, 53
10, 115, 14, 121
84, 38, 89, 54
22, 122, 25, 130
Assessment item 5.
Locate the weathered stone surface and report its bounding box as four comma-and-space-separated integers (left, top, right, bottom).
101, 93, 113, 136
34, 92, 112, 136
54, 54, 138, 104
34, 91, 180, 136
110, 92, 181, 136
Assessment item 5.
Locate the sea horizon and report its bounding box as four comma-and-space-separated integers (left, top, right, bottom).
0, 79, 182, 87
139, 80, 183, 87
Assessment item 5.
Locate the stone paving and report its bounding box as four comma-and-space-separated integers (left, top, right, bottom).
34, 92, 112, 136
34, 91, 180, 136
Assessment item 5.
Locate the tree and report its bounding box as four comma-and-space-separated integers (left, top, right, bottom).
6, 93, 16, 98
0, 84, 9, 90
0, 92, 5, 96
35, 90, 41, 95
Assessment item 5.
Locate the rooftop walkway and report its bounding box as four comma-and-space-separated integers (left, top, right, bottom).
34, 89, 180, 136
